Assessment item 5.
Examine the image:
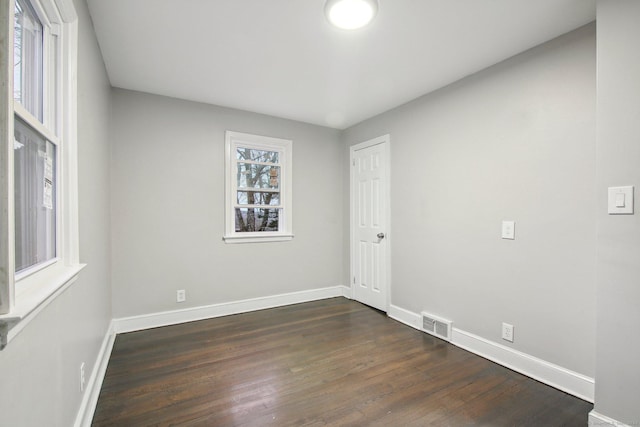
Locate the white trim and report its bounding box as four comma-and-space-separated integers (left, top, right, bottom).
39, 0, 61, 26
14, 256, 58, 281
589, 411, 633, 427
349, 134, 391, 312
0, 0, 15, 316
74, 321, 116, 427
223, 233, 294, 244
340, 284, 353, 299
0, 262, 85, 348
53, 0, 76, 23
30, 0, 52, 27
387, 303, 595, 402
453, 328, 594, 402
13, 102, 60, 144
59, 17, 79, 265
388, 303, 423, 329
113, 286, 347, 334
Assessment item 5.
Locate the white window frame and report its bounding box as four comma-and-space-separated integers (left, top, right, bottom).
0, 0, 82, 349
224, 131, 293, 244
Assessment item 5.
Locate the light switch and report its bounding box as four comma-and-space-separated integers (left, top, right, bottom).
501, 221, 515, 240
608, 186, 634, 215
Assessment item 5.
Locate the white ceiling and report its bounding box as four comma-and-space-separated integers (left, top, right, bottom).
87, 0, 596, 129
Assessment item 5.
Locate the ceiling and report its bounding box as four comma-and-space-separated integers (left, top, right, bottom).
87, 0, 596, 130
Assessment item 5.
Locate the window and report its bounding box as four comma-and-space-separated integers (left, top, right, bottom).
0, 0, 79, 344
12, 0, 62, 276
14, 117, 57, 273
14, 0, 44, 121
224, 131, 293, 243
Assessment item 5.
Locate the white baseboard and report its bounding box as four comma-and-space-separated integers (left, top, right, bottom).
589, 411, 633, 427
388, 304, 422, 329
387, 304, 594, 402
341, 285, 353, 299
453, 328, 594, 402
113, 285, 349, 334
74, 320, 116, 427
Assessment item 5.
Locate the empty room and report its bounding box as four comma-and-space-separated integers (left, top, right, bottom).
0, 0, 639, 426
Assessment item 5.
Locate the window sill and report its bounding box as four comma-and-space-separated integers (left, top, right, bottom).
223, 234, 294, 244
0, 262, 86, 350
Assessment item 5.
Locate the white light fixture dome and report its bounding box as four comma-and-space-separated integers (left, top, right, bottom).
325, 0, 378, 30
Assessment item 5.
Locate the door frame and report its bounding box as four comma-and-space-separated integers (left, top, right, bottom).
349, 134, 391, 312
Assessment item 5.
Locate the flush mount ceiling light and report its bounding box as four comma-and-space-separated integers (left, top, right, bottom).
325, 0, 378, 30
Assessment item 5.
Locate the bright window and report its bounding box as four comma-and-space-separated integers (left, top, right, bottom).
12, 0, 61, 276
0, 0, 80, 342
14, 0, 44, 121
224, 131, 293, 243
14, 117, 56, 273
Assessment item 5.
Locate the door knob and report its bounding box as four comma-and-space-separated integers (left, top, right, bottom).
377, 233, 385, 239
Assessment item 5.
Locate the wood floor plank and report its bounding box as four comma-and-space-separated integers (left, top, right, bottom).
92, 298, 592, 426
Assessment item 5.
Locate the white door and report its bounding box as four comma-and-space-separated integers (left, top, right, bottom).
350, 135, 390, 312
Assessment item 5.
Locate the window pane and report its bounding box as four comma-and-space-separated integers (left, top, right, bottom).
237, 163, 280, 189
236, 147, 279, 163
14, 0, 44, 121
237, 191, 280, 206
14, 118, 56, 272
235, 208, 280, 232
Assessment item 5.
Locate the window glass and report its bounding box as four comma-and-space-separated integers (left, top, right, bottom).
14, 118, 56, 273
235, 159, 281, 231
236, 148, 279, 163
237, 163, 280, 189
14, 0, 44, 121
236, 191, 280, 206
235, 208, 280, 232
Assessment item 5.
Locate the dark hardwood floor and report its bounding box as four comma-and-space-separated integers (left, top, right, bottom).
92, 298, 592, 426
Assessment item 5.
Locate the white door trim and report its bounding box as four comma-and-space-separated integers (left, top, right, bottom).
349, 134, 391, 312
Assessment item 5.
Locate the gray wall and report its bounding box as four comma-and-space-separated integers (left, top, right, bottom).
594, 1, 640, 424
110, 90, 343, 318
342, 25, 596, 376
0, 0, 112, 425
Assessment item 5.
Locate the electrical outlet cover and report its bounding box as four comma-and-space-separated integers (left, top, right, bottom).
501, 221, 515, 240
502, 323, 514, 342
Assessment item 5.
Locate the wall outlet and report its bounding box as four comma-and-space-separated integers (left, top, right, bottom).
176, 289, 186, 303
501, 221, 515, 239
502, 322, 514, 342
80, 362, 86, 392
